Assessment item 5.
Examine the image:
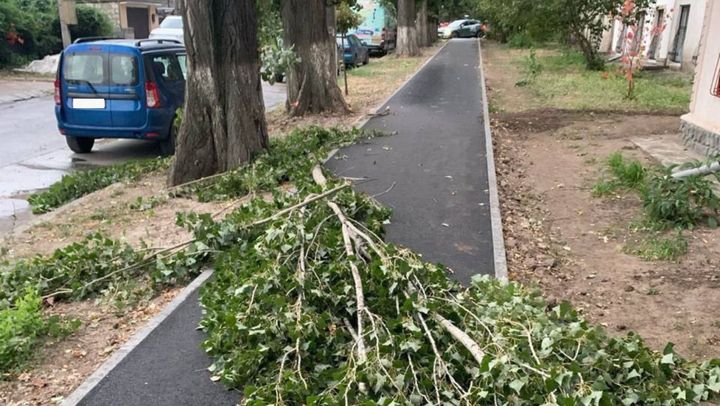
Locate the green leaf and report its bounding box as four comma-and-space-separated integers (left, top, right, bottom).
509, 378, 526, 394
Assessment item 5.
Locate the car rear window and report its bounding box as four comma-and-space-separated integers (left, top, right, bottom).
110, 54, 138, 85
160, 17, 183, 29
64, 53, 105, 84
64, 52, 139, 86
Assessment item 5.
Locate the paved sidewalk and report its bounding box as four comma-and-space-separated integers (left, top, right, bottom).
327, 38, 494, 284
67, 40, 496, 405
0, 79, 52, 104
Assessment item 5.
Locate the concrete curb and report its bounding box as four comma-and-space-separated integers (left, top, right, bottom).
477, 39, 509, 282
61, 270, 214, 406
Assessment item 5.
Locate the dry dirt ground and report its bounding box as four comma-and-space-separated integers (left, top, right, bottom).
0, 46, 443, 405
484, 42, 720, 361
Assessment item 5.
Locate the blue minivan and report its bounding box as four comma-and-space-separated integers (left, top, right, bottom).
55, 38, 186, 154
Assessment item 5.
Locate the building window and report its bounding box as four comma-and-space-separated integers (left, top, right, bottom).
670, 5, 691, 63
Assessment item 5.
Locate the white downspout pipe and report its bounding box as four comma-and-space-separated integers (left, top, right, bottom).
672, 161, 720, 179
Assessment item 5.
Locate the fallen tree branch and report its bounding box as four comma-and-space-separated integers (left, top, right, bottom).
313, 165, 369, 363
331, 200, 368, 364
432, 313, 486, 366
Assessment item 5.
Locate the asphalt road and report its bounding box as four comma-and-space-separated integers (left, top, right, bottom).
327, 38, 494, 283
0, 82, 287, 235
69, 39, 494, 406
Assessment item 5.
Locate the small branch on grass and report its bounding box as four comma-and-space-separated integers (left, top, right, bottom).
211, 195, 252, 219
41, 288, 73, 301
166, 170, 233, 192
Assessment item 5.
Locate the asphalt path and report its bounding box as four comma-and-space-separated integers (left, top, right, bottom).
70, 39, 493, 405
327, 38, 494, 283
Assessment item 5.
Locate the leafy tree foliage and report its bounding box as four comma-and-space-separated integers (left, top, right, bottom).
336, 1, 362, 35
472, 0, 654, 70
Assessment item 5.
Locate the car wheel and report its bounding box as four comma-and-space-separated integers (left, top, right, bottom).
451, 31, 458, 38
160, 118, 178, 156
363, 53, 369, 65
66, 136, 94, 153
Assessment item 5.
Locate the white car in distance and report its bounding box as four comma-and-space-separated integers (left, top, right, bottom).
149, 16, 184, 43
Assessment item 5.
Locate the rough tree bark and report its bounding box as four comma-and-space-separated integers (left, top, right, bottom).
396, 0, 420, 57
326, 4, 338, 81
282, 0, 349, 116
415, 0, 429, 48
169, 0, 268, 185
428, 16, 438, 44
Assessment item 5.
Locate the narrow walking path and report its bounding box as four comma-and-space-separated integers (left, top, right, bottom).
328, 38, 494, 284
67, 39, 496, 405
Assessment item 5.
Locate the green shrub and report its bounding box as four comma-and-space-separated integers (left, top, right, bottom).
642, 168, 720, 229
591, 153, 646, 197
0, 291, 45, 373
595, 153, 720, 231
608, 152, 646, 190
28, 158, 170, 214
0, 289, 79, 374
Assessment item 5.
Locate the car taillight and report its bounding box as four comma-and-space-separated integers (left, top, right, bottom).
54, 80, 61, 105
145, 82, 161, 108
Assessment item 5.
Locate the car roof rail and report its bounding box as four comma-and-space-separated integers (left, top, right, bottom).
73, 36, 119, 44
134, 39, 183, 47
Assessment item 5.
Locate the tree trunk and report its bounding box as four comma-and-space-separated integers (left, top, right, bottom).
429, 16, 438, 44
426, 16, 436, 45
169, 0, 268, 185
415, 0, 429, 48
396, 0, 420, 57
574, 28, 604, 70
282, 0, 349, 116
326, 4, 338, 79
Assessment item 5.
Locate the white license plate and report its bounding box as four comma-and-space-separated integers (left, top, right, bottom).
73, 98, 106, 109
